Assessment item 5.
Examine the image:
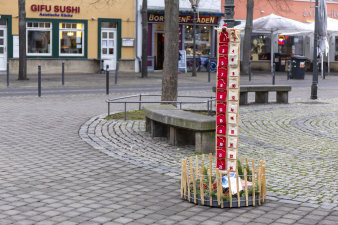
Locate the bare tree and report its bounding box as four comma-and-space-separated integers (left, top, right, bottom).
161, 0, 179, 102
18, 0, 27, 80
141, 0, 148, 78
242, 0, 254, 75
241, 0, 290, 74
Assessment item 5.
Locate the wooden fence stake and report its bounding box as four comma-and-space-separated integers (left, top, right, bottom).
181, 160, 184, 199
252, 159, 256, 206
202, 154, 205, 170
228, 171, 232, 208
258, 168, 261, 206
246, 158, 249, 170
263, 161, 267, 201
187, 161, 190, 202
244, 169, 248, 206
192, 168, 197, 204
195, 155, 199, 180
260, 160, 265, 203
200, 168, 204, 205
236, 168, 240, 207
209, 153, 212, 173
208, 168, 212, 206
190, 157, 193, 176
216, 169, 221, 206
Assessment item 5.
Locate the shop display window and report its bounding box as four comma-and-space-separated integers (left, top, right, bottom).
60, 23, 84, 56
251, 34, 271, 60
27, 22, 52, 56
184, 25, 211, 56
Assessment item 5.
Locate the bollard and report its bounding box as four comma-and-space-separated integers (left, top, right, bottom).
287, 60, 291, 80
106, 65, 109, 95
208, 59, 211, 83
6, 62, 9, 87
249, 60, 252, 82
38, 65, 41, 97
62, 61, 65, 86
115, 61, 119, 85
272, 63, 276, 85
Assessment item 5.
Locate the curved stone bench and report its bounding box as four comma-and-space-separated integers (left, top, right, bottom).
143, 105, 215, 154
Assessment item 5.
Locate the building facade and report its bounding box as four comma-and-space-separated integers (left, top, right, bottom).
135, 0, 223, 72
222, 0, 338, 71
0, 0, 136, 74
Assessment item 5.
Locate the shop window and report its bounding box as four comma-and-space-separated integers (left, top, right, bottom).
184, 25, 211, 56
335, 37, 338, 61
251, 34, 271, 60
60, 23, 84, 56
27, 22, 52, 56
279, 36, 304, 56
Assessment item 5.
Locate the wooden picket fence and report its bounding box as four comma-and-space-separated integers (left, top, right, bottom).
180, 154, 267, 208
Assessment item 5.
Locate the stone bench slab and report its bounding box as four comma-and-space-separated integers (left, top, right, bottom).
143, 105, 216, 154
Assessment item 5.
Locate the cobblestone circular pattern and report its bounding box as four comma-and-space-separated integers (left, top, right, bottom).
80, 98, 338, 210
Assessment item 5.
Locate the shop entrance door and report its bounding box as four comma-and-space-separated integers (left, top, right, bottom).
0, 27, 7, 71
101, 28, 117, 70
155, 33, 164, 70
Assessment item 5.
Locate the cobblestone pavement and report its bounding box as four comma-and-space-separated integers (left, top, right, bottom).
81, 97, 338, 211
0, 86, 337, 224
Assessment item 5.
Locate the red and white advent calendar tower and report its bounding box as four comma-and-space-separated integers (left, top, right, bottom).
216, 26, 241, 172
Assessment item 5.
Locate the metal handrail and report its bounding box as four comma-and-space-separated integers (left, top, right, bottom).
106, 94, 216, 120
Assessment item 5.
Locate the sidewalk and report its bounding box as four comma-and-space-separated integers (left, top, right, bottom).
1, 71, 338, 101
0, 76, 337, 224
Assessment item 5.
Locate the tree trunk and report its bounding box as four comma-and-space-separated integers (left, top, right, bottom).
18, 0, 27, 80
141, 0, 148, 78
161, 0, 179, 102
242, 0, 254, 75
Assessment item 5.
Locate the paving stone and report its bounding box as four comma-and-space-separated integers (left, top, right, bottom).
274, 218, 297, 224
0, 85, 337, 225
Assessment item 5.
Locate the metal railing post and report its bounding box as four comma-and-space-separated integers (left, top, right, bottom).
249, 60, 252, 82
210, 98, 213, 113
272, 63, 276, 85
106, 65, 109, 95
62, 61, 65, 86
180, 102, 182, 109
287, 60, 291, 80
115, 61, 119, 85
208, 57, 211, 83
207, 100, 210, 116
38, 65, 41, 97
139, 94, 142, 110
6, 62, 9, 87
124, 102, 127, 121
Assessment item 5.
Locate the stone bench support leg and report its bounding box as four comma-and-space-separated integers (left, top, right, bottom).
255, 91, 269, 104
195, 131, 215, 154
240, 92, 248, 105
276, 91, 288, 103
148, 119, 168, 137
170, 126, 194, 146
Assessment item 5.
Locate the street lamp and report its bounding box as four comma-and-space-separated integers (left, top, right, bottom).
189, 0, 200, 77
224, 0, 235, 28
311, 0, 319, 99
